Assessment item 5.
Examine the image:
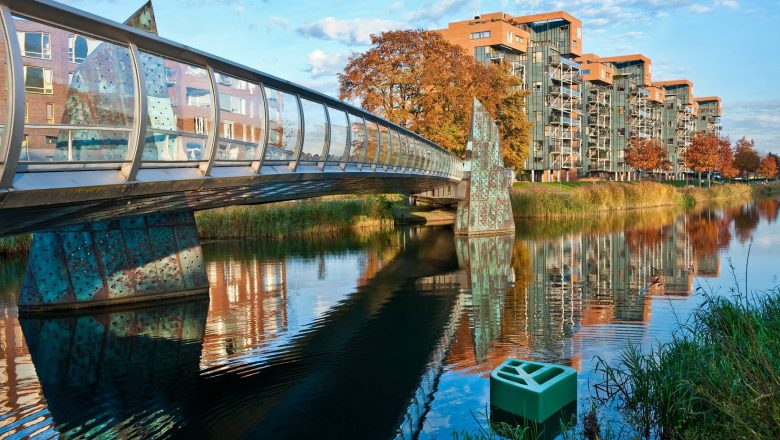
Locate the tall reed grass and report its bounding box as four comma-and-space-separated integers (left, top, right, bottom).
511, 182, 683, 218
196, 195, 396, 240
593, 287, 780, 439
511, 182, 757, 218
0, 234, 31, 256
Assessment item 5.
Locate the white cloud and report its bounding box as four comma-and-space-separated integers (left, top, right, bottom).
307, 49, 350, 79
606, 31, 643, 41
722, 100, 780, 154
266, 16, 289, 32
513, 0, 741, 28
297, 17, 406, 45
406, 0, 471, 23
689, 4, 713, 13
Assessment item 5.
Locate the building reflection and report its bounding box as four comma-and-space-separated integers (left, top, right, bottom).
444, 201, 779, 374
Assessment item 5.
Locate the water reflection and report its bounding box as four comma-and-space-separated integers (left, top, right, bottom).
0, 199, 778, 439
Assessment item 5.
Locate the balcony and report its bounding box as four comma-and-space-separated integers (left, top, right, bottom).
550, 115, 579, 126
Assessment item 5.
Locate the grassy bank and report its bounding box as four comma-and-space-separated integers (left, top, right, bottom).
511, 181, 756, 218
196, 195, 397, 240
592, 288, 780, 439
0, 234, 32, 257
511, 182, 684, 218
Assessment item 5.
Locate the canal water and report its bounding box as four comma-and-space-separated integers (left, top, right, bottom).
1, 198, 778, 439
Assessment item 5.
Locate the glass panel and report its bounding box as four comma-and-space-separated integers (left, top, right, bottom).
377, 124, 391, 168
214, 72, 263, 162
15, 17, 135, 163
388, 129, 401, 169
0, 16, 7, 154
326, 107, 348, 163
299, 99, 327, 162
407, 136, 419, 170
264, 88, 300, 162
398, 132, 409, 169
348, 114, 365, 163
365, 120, 379, 166
420, 142, 429, 171
140, 53, 210, 161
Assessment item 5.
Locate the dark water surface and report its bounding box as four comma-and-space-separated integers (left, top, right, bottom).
1, 198, 779, 439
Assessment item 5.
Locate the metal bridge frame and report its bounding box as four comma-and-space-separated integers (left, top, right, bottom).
0, 0, 462, 192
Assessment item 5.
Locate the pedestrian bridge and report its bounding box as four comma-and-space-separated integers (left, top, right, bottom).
4, 0, 515, 313
0, 0, 462, 236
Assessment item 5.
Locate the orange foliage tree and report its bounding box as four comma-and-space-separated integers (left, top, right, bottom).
718, 137, 739, 180
338, 30, 532, 169
623, 137, 667, 180
685, 133, 722, 186
758, 154, 779, 180
733, 137, 760, 179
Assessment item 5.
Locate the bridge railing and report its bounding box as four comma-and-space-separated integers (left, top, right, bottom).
0, 0, 463, 188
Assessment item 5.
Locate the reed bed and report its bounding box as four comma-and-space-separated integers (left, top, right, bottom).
0, 234, 32, 256
511, 182, 759, 218
593, 287, 780, 439
196, 195, 396, 240
511, 182, 683, 218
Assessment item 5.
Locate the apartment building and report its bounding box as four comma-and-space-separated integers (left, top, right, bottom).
437, 11, 721, 181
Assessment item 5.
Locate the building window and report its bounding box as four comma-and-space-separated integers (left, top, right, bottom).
533, 140, 543, 152
506, 31, 512, 43
46, 136, 58, 145
533, 81, 542, 95
223, 121, 234, 139
618, 128, 625, 137
617, 106, 625, 115
194, 116, 206, 134
68, 34, 90, 64
572, 39, 578, 48
46, 103, 54, 123
186, 88, 211, 107
582, 69, 591, 75
535, 111, 543, 123
220, 93, 247, 115
20, 32, 51, 59
470, 31, 491, 40
515, 35, 524, 44
23, 66, 54, 94
533, 51, 542, 63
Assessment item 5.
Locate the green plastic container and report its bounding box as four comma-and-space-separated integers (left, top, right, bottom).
490, 358, 577, 423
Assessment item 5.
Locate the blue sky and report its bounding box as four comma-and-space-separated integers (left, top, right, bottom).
61, 0, 780, 153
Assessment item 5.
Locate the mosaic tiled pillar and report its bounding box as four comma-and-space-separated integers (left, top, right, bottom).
455, 99, 516, 236
19, 211, 209, 312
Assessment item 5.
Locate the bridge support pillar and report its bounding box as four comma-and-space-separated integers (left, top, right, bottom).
454, 99, 515, 236
19, 211, 209, 313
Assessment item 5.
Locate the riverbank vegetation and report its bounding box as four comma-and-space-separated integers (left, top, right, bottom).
510, 181, 762, 218
590, 287, 780, 439
196, 195, 397, 240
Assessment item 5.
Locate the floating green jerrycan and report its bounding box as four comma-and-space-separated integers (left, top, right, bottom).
490, 358, 577, 423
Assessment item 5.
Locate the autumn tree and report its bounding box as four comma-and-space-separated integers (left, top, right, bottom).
757, 154, 779, 180
733, 137, 760, 180
623, 137, 667, 180
685, 133, 722, 186
718, 137, 739, 181
338, 29, 531, 170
